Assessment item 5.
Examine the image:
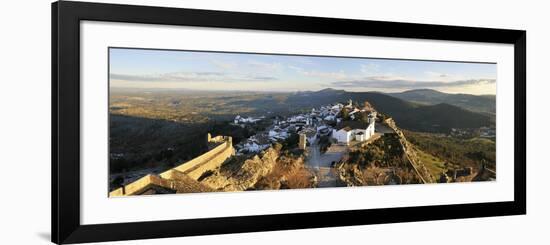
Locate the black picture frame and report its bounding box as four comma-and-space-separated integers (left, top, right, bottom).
52, 1, 526, 244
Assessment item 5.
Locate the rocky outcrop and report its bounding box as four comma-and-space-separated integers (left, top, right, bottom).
384, 118, 436, 183
201, 147, 279, 191
335, 164, 363, 186
335, 118, 432, 186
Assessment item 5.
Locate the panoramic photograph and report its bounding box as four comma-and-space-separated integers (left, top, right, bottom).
108, 48, 496, 197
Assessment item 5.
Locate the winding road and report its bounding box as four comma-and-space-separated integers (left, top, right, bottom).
305, 139, 347, 187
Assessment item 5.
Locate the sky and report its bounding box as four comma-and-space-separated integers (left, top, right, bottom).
109, 48, 497, 95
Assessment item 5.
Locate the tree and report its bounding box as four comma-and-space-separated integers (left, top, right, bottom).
341, 108, 350, 120
111, 176, 124, 189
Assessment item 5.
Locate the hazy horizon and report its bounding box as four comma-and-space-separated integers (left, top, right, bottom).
110, 48, 497, 95
110, 86, 497, 97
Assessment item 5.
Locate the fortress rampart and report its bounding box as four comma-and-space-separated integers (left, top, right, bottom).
384, 118, 435, 184
109, 134, 234, 197
172, 135, 234, 179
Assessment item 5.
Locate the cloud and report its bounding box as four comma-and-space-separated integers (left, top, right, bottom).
303, 70, 348, 80
110, 72, 226, 82
425, 71, 448, 78
110, 71, 277, 83
211, 60, 237, 70
360, 63, 380, 75
287, 65, 348, 80
110, 73, 157, 82
331, 76, 495, 89
247, 60, 282, 72
288, 65, 303, 72
249, 76, 278, 81
194, 72, 225, 76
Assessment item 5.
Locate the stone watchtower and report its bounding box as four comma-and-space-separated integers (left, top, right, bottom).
299, 133, 307, 150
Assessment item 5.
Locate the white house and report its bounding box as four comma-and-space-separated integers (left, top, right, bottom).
355, 131, 366, 141
324, 115, 336, 121
304, 128, 317, 143
332, 114, 376, 144
364, 121, 375, 139
366, 111, 376, 138
332, 127, 353, 144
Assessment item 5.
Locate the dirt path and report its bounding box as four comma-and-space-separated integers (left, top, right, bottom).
316, 167, 344, 187
306, 139, 347, 187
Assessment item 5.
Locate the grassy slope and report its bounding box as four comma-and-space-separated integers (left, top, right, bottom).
403, 130, 496, 170
411, 146, 446, 178
387, 89, 496, 115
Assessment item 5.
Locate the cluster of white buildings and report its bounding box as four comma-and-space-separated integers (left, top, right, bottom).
233, 115, 265, 125
479, 127, 496, 138
234, 99, 378, 154
316, 104, 343, 123
235, 112, 317, 154
450, 126, 496, 138
238, 134, 272, 154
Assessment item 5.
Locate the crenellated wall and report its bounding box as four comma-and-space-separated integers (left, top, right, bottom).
177, 139, 235, 180
172, 137, 234, 176
109, 134, 234, 197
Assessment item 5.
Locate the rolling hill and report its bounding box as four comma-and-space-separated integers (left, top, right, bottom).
110, 88, 495, 134
285, 89, 493, 133
386, 89, 495, 115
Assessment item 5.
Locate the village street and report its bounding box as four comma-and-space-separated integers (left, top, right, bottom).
305, 139, 347, 187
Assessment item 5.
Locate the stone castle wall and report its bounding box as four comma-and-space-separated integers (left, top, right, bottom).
109, 134, 234, 197
180, 141, 235, 180
172, 137, 234, 176
384, 118, 435, 183
109, 174, 172, 196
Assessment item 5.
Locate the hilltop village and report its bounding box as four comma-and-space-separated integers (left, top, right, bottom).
110, 97, 495, 196
233, 99, 377, 154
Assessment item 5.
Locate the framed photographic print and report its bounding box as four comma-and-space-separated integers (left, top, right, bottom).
52, 1, 526, 244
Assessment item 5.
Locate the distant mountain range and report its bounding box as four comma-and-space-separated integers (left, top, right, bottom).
286, 88, 494, 133
386, 89, 495, 115
112, 87, 496, 133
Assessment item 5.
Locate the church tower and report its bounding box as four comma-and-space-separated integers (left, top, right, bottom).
299, 133, 307, 150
